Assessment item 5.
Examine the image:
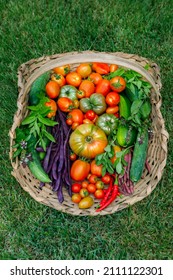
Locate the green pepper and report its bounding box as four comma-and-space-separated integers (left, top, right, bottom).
79, 93, 106, 115
96, 113, 118, 135
59, 85, 77, 101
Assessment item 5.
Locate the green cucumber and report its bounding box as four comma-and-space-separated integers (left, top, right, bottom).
130, 128, 149, 182
29, 71, 51, 105
119, 94, 131, 120
116, 123, 137, 147
28, 150, 51, 183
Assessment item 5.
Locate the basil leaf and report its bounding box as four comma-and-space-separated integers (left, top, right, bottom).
131, 100, 143, 115
43, 130, 56, 143
38, 115, 58, 126
116, 161, 123, 174
12, 148, 22, 158
22, 113, 36, 125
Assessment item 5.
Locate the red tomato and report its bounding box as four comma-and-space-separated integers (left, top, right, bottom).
95, 79, 111, 96
53, 64, 70, 76
66, 118, 73, 126
51, 73, 66, 87
90, 160, 102, 177
95, 180, 104, 189
101, 174, 111, 184
110, 76, 126, 92
94, 189, 105, 199
72, 193, 82, 203
45, 99, 57, 118
66, 72, 82, 87
46, 81, 60, 99
87, 183, 97, 194
68, 109, 84, 124
70, 152, 77, 161
85, 110, 96, 121
72, 183, 82, 193
110, 64, 118, 73
105, 92, 120, 106
92, 62, 110, 75
81, 181, 89, 188
79, 80, 95, 97
89, 72, 103, 85
57, 97, 73, 112
70, 159, 90, 181
89, 174, 98, 184
106, 106, 119, 114
76, 63, 92, 78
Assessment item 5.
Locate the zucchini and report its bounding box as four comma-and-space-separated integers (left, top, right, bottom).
28, 71, 51, 105
130, 128, 149, 182
28, 150, 51, 183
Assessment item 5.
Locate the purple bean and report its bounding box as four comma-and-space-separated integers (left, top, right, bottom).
42, 142, 53, 172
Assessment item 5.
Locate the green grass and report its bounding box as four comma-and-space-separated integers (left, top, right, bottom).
0, 0, 173, 260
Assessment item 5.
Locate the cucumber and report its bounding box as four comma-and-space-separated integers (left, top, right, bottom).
119, 93, 131, 120
130, 128, 149, 182
28, 71, 51, 105
116, 123, 137, 147
28, 150, 51, 183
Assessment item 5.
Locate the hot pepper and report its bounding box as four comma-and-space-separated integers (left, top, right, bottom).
96, 177, 119, 212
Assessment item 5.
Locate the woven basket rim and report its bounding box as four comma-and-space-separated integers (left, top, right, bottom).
9, 50, 169, 216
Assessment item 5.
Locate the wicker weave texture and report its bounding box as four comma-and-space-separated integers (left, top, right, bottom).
9, 51, 169, 216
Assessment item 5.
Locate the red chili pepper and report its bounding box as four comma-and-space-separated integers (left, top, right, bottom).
96, 184, 119, 212
99, 177, 113, 207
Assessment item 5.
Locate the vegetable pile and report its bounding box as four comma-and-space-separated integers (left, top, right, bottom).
13, 61, 153, 212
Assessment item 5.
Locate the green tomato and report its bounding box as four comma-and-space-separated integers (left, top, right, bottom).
96, 113, 119, 135
79, 93, 106, 115
59, 85, 77, 101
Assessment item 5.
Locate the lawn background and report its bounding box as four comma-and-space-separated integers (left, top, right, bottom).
0, 0, 172, 260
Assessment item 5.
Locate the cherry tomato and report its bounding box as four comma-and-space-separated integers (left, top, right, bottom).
105, 92, 120, 106
89, 72, 103, 85
51, 73, 66, 87
72, 183, 82, 193
88, 174, 98, 184
78, 196, 94, 209
95, 180, 104, 189
70, 152, 77, 161
87, 183, 97, 194
73, 99, 80, 109
101, 174, 111, 184
66, 72, 82, 87
57, 97, 73, 112
68, 109, 84, 124
79, 188, 89, 198
81, 181, 89, 188
76, 90, 86, 99
94, 189, 105, 199
70, 159, 90, 181
106, 106, 119, 114
76, 63, 92, 78
85, 110, 96, 121
71, 122, 80, 130
90, 160, 102, 177
95, 79, 111, 96
110, 64, 118, 72
72, 193, 82, 203
53, 64, 70, 76
45, 99, 57, 118
92, 62, 110, 75
79, 80, 95, 97
66, 118, 73, 126
111, 145, 122, 164
46, 81, 60, 99
110, 76, 126, 92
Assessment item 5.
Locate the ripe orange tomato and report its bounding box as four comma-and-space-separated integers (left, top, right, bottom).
110, 64, 118, 72
76, 63, 92, 78
101, 174, 111, 184
66, 72, 82, 87
71, 183, 82, 193
57, 97, 73, 112
51, 73, 66, 87
90, 160, 103, 177
72, 193, 82, 203
46, 81, 60, 99
45, 99, 57, 118
70, 152, 77, 161
106, 106, 119, 114
83, 119, 93, 124
110, 76, 126, 92
53, 64, 70, 76
81, 181, 89, 188
66, 118, 73, 126
76, 90, 86, 99
89, 72, 103, 85
68, 109, 84, 124
94, 189, 105, 199
92, 62, 110, 75
79, 188, 89, 198
70, 159, 90, 181
105, 92, 120, 106
87, 183, 97, 194
79, 80, 95, 97
71, 122, 80, 130
88, 174, 98, 184
95, 79, 111, 96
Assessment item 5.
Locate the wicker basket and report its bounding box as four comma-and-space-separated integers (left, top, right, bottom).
9, 51, 169, 216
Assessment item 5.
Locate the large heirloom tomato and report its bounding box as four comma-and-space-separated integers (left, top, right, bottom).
69, 124, 108, 159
